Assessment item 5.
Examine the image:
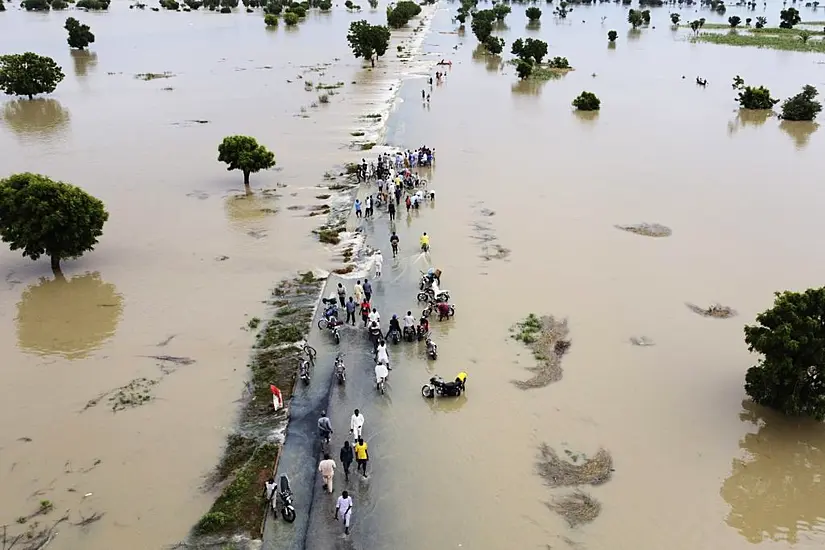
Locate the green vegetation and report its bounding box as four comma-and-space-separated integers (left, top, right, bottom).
732, 75, 778, 110
22, 0, 50, 10
483, 36, 505, 54
547, 56, 570, 69
755, 16, 766, 28
360, 141, 376, 150
247, 317, 261, 329
572, 91, 600, 111
692, 31, 825, 53
780, 85, 822, 121
217, 136, 276, 189
779, 7, 801, 29
744, 288, 825, 420
264, 13, 278, 26
749, 26, 825, 36
316, 81, 345, 90
65, 18, 95, 50
526, 6, 541, 21
0, 173, 109, 273
492, 3, 510, 20
512, 313, 543, 344
628, 9, 644, 29
284, 11, 299, 24
319, 0, 331, 9
553, 1, 569, 19
350, 131, 365, 136
511, 37, 548, 64
316, 226, 343, 244
729, 15, 741, 28
76, 0, 111, 8
346, 20, 391, 67
0, 53, 64, 99
670, 13, 680, 25
607, 29, 617, 42
387, 0, 421, 28
160, 0, 180, 8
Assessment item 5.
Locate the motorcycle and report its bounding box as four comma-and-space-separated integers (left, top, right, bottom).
388, 327, 401, 345
422, 302, 456, 320
299, 359, 311, 384
416, 325, 429, 341
318, 317, 341, 345
417, 288, 451, 303
421, 374, 467, 398
426, 337, 438, 360
419, 270, 442, 291
321, 299, 339, 321
403, 326, 416, 343
334, 354, 346, 384
271, 474, 296, 522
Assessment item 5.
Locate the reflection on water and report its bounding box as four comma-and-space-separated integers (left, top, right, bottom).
780, 120, 819, 150
425, 393, 467, 414
628, 28, 642, 41
471, 44, 503, 73
727, 109, 772, 136
573, 110, 599, 124
1, 99, 70, 139
721, 401, 825, 543
511, 77, 546, 96
71, 49, 98, 77
224, 190, 278, 234
16, 272, 124, 360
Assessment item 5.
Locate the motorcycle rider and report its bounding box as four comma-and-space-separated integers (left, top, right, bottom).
375, 361, 389, 391
387, 314, 401, 340
368, 320, 382, 350
402, 310, 416, 339
318, 411, 333, 443
420, 232, 430, 251
418, 315, 430, 339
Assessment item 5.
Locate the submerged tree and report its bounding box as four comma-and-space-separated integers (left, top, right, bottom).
780, 85, 822, 121
65, 18, 96, 50
483, 36, 505, 54
284, 11, 299, 24
572, 91, 600, 111
471, 16, 494, 43
779, 7, 801, 28
553, 1, 570, 18
492, 2, 510, 20
346, 20, 391, 67
608, 29, 618, 42
799, 29, 812, 43
732, 75, 779, 110
22, 0, 50, 10
0, 173, 109, 273
670, 13, 681, 25
526, 6, 542, 21
728, 15, 741, 27
264, 13, 278, 25
511, 37, 548, 64
0, 53, 65, 100
744, 288, 825, 420
628, 9, 644, 28
755, 15, 767, 28
516, 59, 533, 79
217, 136, 276, 190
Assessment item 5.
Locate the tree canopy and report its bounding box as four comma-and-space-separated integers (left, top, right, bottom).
0, 53, 65, 100
511, 38, 548, 64
217, 135, 276, 188
779, 7, 800, 29
607, 29, 618, 42
732, 76, 779, 110
386, 0, 421, 28
572, 91, 600, 111
780, 85, 822, 121
346, 20, 391, 67
628, 9, 644, 28
526, 7, 541, 21
744, 288, 825, 420
492, 3, 510, 20
0, 173, 109, 272
65, 18, 96, 50
471, 17, 493, 43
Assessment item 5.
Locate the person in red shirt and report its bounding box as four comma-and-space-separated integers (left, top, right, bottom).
437, 301, 452, 321
360, 299, 371, 327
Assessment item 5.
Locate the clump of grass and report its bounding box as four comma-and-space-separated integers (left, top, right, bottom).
333, 265, 355, 274
318, 93, 329, 104
548, 490, 602, 527
316, 81, 345, 89
360, 142, 376, 150
255, 319, 305, 348
344, 162, 359, 174
350, 131, 365, 137
536, 443, 613, 487
247, 317, 261, 330
39, 500, 53, 514
275, 306, 299, 317
316, 194, 332, 199
363, 113, 382, 119
749, 26, 825, 36
510, 315, 571, 389
316, 227, 342, 244
207, 434, 258, 487
304, 79, 314, 90
692, 31, 825, 52
512, 313, 543, 344
297, 270, 316, 284
135, 72, 175, 80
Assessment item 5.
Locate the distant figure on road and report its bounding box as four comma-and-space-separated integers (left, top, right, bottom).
374, 250, 383, 278
340, 441, 354, 482
345, 297, 357, 326
350, 409, 365, 441
335, 490, 354, 535
363, 279, 373, 302
337, 283, 346, 308
318, 411, 333, 443
318, 454, 336, 494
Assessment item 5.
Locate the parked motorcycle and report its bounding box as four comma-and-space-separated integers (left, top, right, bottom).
403, 326, 416, 343
321, 298, 339, 320
422, 302, 456, 320
426, 337, 438, 360
271, 474, 296, 523
388, 328, 401, 345
416, 325, 429, 342
318, 317, 341, 344
421, 373, 467, 398
417, 289, 451, 303
334, 354, 346, 384
299, 359, 311, 384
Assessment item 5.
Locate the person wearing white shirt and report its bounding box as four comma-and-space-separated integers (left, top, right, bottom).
350, 409, 365, 441
376, 341, 390, 367
368, 309, 380, 325
335, 490, 354, 535
403, 311, 415, 329
318, 454, 336, 494
373, 251, 383, 278
375, 362, 389, 390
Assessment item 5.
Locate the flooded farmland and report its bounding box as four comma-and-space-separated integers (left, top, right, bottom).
3, 1, 825, 549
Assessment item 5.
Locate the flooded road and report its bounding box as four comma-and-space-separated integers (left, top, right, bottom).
3, 1, 825, 549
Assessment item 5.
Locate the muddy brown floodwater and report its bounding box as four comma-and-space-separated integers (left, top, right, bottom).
3, 1, 825, 550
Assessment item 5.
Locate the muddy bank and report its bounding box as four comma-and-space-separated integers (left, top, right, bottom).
510, 314, 572, 389
181, 272, 323, 548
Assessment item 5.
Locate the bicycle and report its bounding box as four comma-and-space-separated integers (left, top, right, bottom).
302, 343, 317, 366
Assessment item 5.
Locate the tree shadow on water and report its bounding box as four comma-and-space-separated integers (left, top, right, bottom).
720, 400, 825, 544
71, 50, 98, 77
726, 109, 771, 136
16, 272, 124, 360
779, 120, 819, 150
2, 98, 70, 139
573, 110, 599, 125
224, 190, 278, 237
511, 78, 547, 96
471, 44, 503, 73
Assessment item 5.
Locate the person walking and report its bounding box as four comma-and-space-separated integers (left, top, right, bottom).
354, 437, 369, 478
388, 199, 396, 222
365, 195, 372, 218
360, 298, 371, 327
390, 231, 399, 258
336, 282, 346, 308
405, 195, 412, 212
345, 297, 357, 326
334, 490, 354, 535
339, 441, 354, 482
318, 411, 333, 443
363, 279, 373, 302
353, 280, 364, 304
374, 251, 383, 278
350, 409, 365, 441
354, 199, 362, 219
319, 454, 336, 494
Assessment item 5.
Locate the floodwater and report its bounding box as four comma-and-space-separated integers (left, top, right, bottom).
2, 1, 825, 550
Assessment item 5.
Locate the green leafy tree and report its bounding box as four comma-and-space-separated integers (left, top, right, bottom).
471, 18, 494, 42
160, 0, 181, 8
526, 6, 541, 21
745, 17, 751, 26
185, 0, 204, 8
0, 53, 65, 100
22, 0, 50, 10
492, 3, 510, 20
456, 10, 467, 24
386, 0, 421, 28
284, 10, 299, 24
548, 56, 570, 69
0, 1, 6, 12
52, 0, 69, 9
368, 0, 378, 7
516, 59, 532, 79
779, 7, 801, 28
483, 36, 504, 54
641, 9, 651, 25
744, 288, 825, 420
264, 13, 278, 25
0, 173, 108, 273
511, 37, 547, 63
65, 18, 95, 50
75, 0, 111, 9
217, 136, 276, 189
472, 8, 495, 23
347, 20, 391, 67
728, 15, 741, 27
572, 91, 600, 111
689, 19, 702, 34
755, 15, 766, 28
607, 29, 618, 41
670, 13, 680, 25
553, 1, 570, 18
732, 76, 778, 109
628, 9, 644, 28
780, 85, 822, 121
318, 0, 331, 9
264, 0, 281, 13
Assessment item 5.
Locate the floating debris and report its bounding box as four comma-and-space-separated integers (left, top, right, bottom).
134, 71, 175, 81
511, 315, 571, 389
548, 490, 602, 527
614, 223, 672, 238
141, 355, 196, 365
629, 336, 655, 347
686, 302, 737, 319
109, 378, 158, 412
536, 443, 613, 487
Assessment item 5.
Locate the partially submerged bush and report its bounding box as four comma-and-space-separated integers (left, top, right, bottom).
732, 75, 779, 110
526, 6, 541, 21
572, 91, 600, 111
284, 10, 299, 24
387, 0, 421, 28
264, 13, 278, 25
483, 36, 504, 54
780, 85, 822, 121
547, 56, 570, 69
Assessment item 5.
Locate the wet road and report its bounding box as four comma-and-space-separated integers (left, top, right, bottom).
264, 187, 444, 549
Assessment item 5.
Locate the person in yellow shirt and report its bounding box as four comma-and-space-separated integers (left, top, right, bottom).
354, 437, 369, 478
420, 232, 430, 252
